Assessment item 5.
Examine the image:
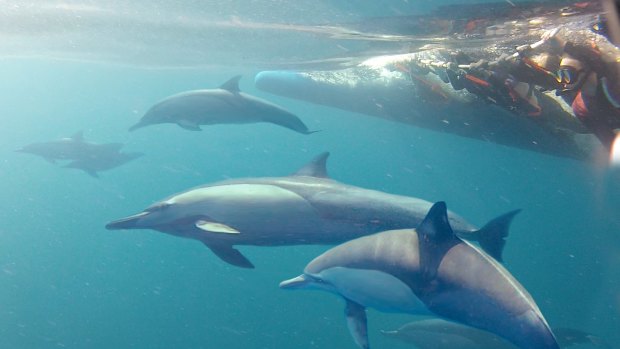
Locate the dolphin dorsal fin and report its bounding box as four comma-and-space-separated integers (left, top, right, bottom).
417, 201, 454, 241
220, 75, 242, 93
292, 152, 330, 178
417, 202, 460, 281
71, 131, 84, 142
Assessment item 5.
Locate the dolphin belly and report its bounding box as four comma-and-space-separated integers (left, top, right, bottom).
316, 267, 429, 314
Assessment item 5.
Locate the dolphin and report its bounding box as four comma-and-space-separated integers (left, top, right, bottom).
63, 151, 144, 178
105, 152, 519, 268
381, 318, 608, 349
279, 202, 560, 349
128, 76, 316, 134
15, 131, 124, 164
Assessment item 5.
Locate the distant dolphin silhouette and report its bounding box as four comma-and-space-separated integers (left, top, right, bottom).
129, 76, 317, 134
16, 131, 142, 177
279, 202, 560, 349
106, 152, 519, 268
381, 318, 608, 349
15, 131, 123, 164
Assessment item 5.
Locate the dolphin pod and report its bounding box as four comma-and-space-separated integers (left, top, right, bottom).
128, 76, 316, 135
279, 201, 560, 349
105, 152, 520, 268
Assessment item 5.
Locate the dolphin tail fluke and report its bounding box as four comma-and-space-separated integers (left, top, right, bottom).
552, 327, 611, 348
129, 121, 147, 132
470, 209, 522, 262
202, 241, 254, 269
345, 299, 370, 349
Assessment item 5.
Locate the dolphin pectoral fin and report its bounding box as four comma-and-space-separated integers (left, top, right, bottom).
195, 220, 240, 234
417, 202, 460, 280
85, 170, 100, 178
220, 75, 242, 93
177, 119, 202, 131
344, 299, 369, 349
291, 152, 330, 178
202, 241, 254, 268
465, 209, 521, 263
71, 130, 84, 142
279, 274, 309, 289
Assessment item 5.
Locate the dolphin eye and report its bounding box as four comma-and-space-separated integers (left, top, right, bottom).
308, 275, 327, 284
147, 202, 171, 212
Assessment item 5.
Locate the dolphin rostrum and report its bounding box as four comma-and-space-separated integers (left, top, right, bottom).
128, 76, 316, 134
279, 202, 560, 349
381, 318, 609, 349
106, 152, 519, 268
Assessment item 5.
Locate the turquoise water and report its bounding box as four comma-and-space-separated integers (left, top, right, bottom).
1, 2, 620, 349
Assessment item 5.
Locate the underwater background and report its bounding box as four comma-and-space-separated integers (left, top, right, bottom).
1, 1, 619, 348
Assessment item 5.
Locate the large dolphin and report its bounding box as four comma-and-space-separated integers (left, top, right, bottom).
128, 76, 316, 134
106, 152, 519, 268
279, 202, 560, 349
15, 131, 123, 164
381, 318, 608, 349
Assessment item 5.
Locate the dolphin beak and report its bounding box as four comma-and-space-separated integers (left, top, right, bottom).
279, 274, 310, 289
105, 211, 149, 230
